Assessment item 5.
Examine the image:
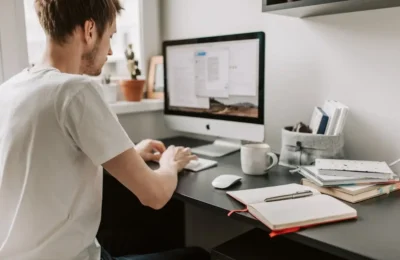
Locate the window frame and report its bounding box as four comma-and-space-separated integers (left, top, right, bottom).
0, 31, 4, 83
0, 0, 29, 82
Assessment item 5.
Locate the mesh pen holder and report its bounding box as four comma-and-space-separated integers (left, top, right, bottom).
279, 126, 345, 168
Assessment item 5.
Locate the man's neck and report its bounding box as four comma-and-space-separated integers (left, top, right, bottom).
40, 38, 83, 75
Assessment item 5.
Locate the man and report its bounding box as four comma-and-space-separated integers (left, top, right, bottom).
0, 0, 209, 259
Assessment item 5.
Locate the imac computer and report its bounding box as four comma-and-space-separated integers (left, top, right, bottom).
163, 32, 265, 157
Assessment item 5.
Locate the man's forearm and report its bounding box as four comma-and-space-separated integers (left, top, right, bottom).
150, 167, 179, 209
102, 148, 177, 210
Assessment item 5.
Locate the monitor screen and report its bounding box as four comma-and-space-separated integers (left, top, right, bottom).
163, 32, 265, 124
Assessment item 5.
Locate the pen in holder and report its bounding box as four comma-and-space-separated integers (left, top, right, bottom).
279, 126, 345, 168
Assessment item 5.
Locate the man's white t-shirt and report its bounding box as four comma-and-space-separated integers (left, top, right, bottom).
0, 65, 134, 260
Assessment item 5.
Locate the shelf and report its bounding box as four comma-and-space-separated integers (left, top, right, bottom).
109, 99, 164, 115
262, 0, 400, 18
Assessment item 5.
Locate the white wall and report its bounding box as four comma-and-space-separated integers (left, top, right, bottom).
162, 0, 400, 168
140, 0, 162, 77
117, 111, 177, 142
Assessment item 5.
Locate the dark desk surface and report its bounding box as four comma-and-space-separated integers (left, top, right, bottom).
156, 136, 400, 260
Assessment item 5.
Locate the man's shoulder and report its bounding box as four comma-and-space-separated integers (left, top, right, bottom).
39, 71, 106, 116
0, 68, 104, 108
53, 72, 103, 101
2, 67, 102, 94
57, 73, 100, 92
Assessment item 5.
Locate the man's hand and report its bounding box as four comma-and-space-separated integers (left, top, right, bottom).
159, 146, 198, 172
135, 139, 166, 162
103, 143, 197, 210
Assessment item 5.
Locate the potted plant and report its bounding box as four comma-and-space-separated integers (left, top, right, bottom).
119, 44, 145, 102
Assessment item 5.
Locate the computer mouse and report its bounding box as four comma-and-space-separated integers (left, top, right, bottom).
212, 174, 242, 189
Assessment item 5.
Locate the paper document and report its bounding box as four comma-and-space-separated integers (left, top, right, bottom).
228, 40, 259, 96
170, 66, 210, 108
194, 49, 229, 98
167, 49, 210, 109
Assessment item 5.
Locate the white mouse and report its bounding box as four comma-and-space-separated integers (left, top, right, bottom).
212, 174, 242, 189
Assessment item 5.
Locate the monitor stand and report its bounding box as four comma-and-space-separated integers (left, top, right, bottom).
191, 138, 242, 158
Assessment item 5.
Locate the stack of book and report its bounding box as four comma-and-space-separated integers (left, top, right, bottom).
297, 159, 400, 203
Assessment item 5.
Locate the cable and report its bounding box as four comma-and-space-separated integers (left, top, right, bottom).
389, 158, 400, 167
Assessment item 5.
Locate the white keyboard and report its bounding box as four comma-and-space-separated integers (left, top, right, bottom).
184, 157, 218, 172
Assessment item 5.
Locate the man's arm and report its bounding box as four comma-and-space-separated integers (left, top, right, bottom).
103, 145, 195, 210
62, 83, 195, 210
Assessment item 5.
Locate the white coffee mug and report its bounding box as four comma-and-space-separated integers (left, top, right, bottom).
240, 143, 279, 175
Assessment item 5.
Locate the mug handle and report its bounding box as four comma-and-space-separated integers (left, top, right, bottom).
265, 152, 279, 171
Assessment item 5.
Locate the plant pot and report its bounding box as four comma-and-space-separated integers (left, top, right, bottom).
101, 83, 118, 103
120, 79, 145, 102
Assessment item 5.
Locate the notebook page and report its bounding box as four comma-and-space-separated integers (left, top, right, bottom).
340, 184, 374, 192
250, 194, 356, 230
227, 184, 320, 206
306, 167, 381, 181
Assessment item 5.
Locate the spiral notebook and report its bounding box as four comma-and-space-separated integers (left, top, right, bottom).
315, 159, 394, 179
297, 166, 398, 187
227, 184, 357, 237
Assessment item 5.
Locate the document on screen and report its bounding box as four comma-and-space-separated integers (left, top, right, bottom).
167, 48, 210, 109
194, 49, 229, 98
228, 40, 259, 97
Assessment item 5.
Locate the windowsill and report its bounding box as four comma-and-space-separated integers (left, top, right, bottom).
106, 55, 125, 63
109, 99, 164, 115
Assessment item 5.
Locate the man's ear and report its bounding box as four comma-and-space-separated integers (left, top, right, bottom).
83, 20, 96, 45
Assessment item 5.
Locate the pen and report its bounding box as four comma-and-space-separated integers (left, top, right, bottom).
264, 190, 313, 202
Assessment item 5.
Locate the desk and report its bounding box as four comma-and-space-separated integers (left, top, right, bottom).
158, 136, 400, 260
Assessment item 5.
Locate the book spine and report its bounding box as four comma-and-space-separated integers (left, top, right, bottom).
333, 106, 349, 135
317, 113, 329, 135
324, 100, 340, 136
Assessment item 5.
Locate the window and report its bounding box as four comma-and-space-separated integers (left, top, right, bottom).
23, 0, 46, 66
0, 0, 29, 82
23, 0, 143, 77
105, 0, 143, 78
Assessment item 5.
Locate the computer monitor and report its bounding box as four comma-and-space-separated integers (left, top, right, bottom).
163, 32, 265, 157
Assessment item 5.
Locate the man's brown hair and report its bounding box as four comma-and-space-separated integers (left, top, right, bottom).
34, 0, 123, 44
